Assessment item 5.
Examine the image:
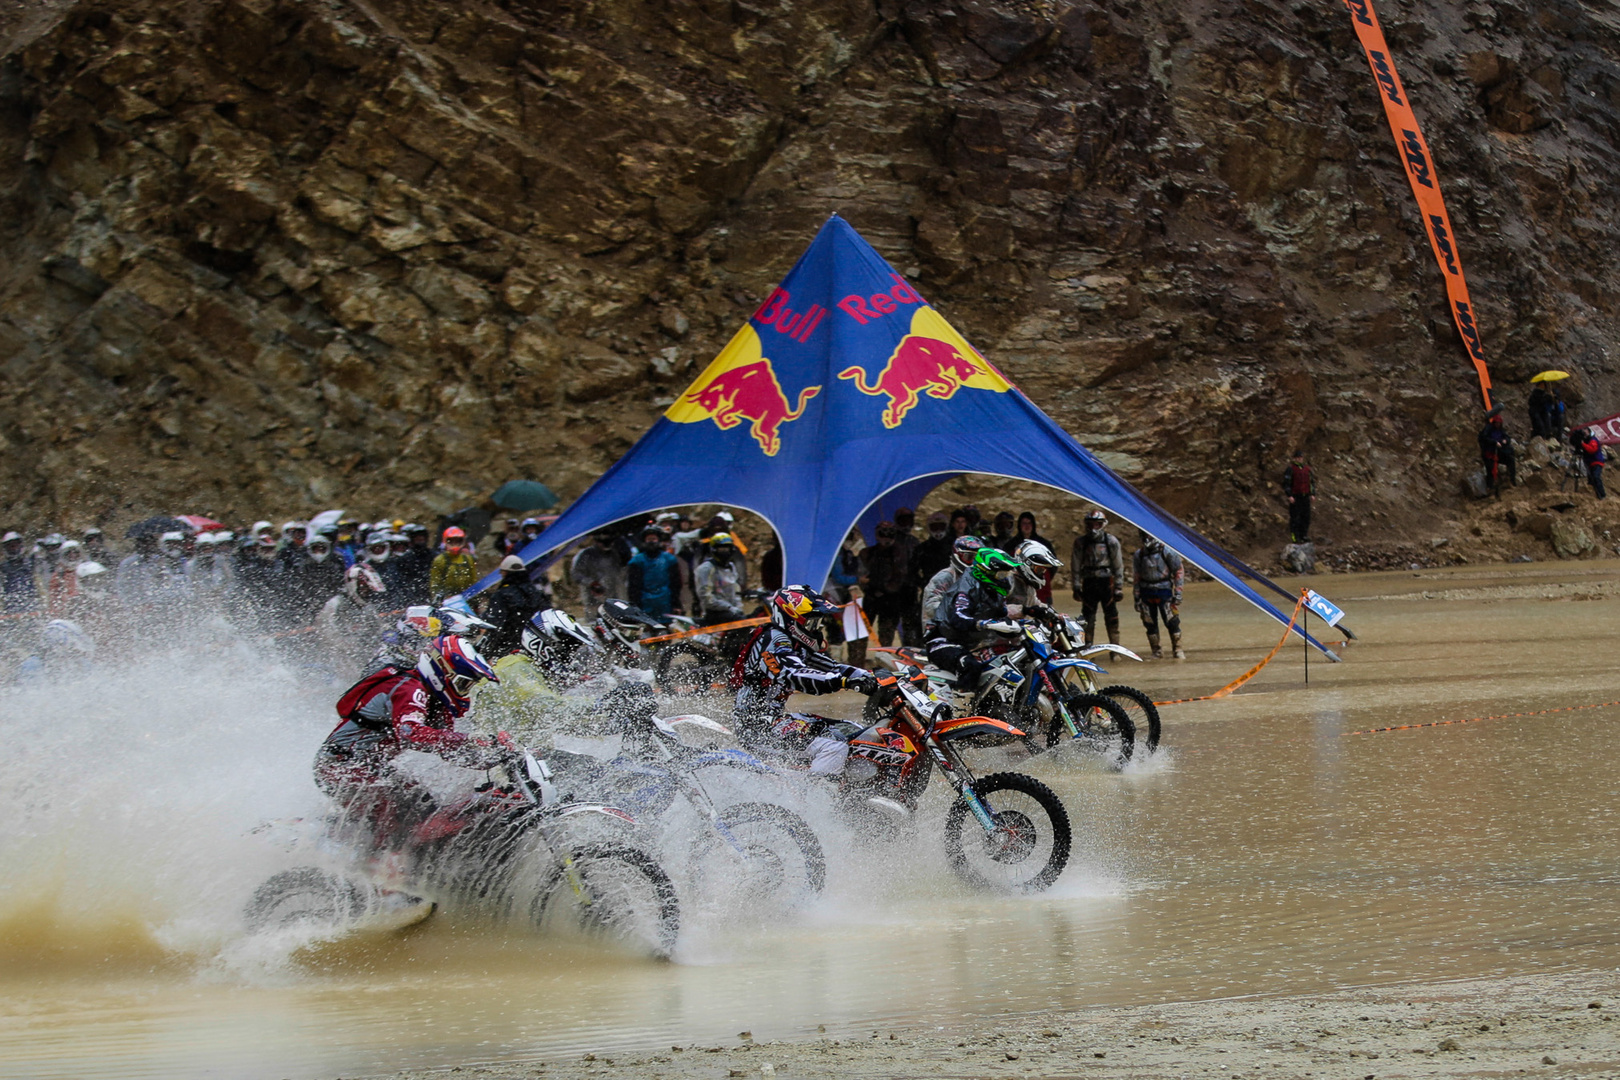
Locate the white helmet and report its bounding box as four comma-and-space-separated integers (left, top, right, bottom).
433, 599, 495, 638
251, 520, 274, 540
159, 531, 186, 558
1013, 539, 1062, 586
305, 535, 333, 563
521, 608, 601, 668
365, 533, 391, 563
344, 563, 385, 601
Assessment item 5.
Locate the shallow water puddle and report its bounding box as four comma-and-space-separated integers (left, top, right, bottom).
2, 563, 1618, 1079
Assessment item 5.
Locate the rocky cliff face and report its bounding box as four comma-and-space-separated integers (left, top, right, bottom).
1, 0, 1616, 560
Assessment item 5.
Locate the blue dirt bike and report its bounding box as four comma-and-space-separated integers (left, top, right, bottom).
553, 705, 827, 909
882, 619, 1140, 762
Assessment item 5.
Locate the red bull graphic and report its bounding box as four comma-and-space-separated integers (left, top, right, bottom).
837, 306, 1011, 428
666, 325, 820, 456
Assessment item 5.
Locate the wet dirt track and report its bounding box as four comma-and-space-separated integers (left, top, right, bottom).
2, 562, 1617, 1080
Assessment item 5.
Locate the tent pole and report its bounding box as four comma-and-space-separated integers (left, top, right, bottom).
1303, 601, 1309, 687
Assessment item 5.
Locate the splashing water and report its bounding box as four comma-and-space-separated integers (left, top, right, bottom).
0, 642, 336, 980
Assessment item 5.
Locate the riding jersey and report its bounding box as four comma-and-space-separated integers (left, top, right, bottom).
733, 626, 858, 742
939, 574, 1011, 647
920, 566, 962, 636
317, 666, 490, 782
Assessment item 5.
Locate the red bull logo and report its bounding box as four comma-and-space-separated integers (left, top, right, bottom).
838, 307, 1011, 428
667, 326, 820, 456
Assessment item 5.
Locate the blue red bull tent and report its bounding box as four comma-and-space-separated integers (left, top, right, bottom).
485, 215, 1335, 657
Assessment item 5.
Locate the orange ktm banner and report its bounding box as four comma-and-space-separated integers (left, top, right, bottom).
1342, 0, 1495, 411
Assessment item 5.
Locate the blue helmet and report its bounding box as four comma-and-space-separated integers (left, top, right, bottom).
416, 634, 498, 716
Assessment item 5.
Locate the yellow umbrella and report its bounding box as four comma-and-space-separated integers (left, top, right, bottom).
1530, 370, 1571, 382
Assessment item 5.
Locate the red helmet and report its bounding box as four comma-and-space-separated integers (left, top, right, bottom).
416, 633, 498, 716
442, 526, 467, 550
769, 585, 840, 651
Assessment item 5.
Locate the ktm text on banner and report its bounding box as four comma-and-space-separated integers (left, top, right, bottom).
1342, 0, 1494, 410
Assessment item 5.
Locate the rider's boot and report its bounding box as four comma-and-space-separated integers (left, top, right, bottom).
1171, 632, 1186, 659
1147, 632, 1163, 659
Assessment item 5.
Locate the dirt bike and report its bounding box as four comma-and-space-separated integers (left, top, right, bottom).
555, 711, 826, 910
653, 589, 769, 694
804, 664, 1073, 893
1041, 611, 1162, 754
875, 620, 1141, 763
246, 746, 681, 957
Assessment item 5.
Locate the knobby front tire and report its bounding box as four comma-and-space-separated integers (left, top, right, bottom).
693, 802, 828, 910
1053, 691, 1135, 763
244, 866, 367, 932
944, 772, 1072, 894
532, 844, 681, 959
655, 642, 722, 694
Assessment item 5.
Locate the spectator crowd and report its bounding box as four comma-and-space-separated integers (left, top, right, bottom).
3, 500, 1192, 681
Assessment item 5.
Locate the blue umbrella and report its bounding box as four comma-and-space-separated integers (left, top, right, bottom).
491, 480, 558, 512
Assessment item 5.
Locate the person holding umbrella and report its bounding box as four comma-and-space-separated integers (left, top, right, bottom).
1528, 371, 1571, 440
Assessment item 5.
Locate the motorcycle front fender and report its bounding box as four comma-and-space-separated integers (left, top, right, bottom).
1047, 657, 1105, 674
690, 748, 777, 774
1079, 643, 1143, 663
930, 715, 1027, 741
549, 802, 640, 826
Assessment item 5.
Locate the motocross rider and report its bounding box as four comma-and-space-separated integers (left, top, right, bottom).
1006, 539, 1063, 620
314, 633, 503, 849
927, 547, 1023, 692
733, 585, 880, 777
919, 535, 983, 637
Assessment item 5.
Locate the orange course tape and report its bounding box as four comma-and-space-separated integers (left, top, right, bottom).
1153, 590, 1308, 707
638, 615, 768, 645
1342, 699, 1620, 737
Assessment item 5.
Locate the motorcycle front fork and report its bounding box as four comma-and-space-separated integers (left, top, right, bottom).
931, 744, 1001, 834
1039, 674, 1087, 741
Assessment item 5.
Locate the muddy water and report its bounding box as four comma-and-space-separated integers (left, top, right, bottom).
3, 563, 1618, 1080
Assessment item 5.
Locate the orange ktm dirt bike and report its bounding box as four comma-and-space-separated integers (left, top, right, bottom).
831, 664, 1072, 893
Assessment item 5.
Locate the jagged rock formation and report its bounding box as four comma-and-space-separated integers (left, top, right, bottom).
0, 0, 1616, 560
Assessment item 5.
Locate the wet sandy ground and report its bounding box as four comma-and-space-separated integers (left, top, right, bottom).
390, 970, 1620, 1079
5, 561, 1619, 1080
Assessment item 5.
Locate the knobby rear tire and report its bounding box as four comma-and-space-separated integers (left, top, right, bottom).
656, 642, 721, 694
244, 866, 367, 932
944, 772, 1072, 894
1098, 684, 1161, 752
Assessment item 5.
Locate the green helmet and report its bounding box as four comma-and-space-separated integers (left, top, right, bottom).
970, 547, 1021, 595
